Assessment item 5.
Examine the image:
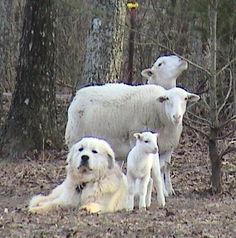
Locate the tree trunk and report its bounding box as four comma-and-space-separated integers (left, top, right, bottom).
0, 0, 60, 159
208, 0, 221, 193
209, 127, 222, 193
80, 0, 126, 86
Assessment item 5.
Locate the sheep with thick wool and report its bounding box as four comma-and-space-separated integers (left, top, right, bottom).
141, 54, 188, 89
65, 84, 200, 196
127, 132, 164, 210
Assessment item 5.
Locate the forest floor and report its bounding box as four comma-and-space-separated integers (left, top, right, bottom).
0, 127, 235, 238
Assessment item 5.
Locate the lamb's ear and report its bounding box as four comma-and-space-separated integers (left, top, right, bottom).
158, 96, 168, 103
133, 133, 142, 140
187, 93, 200, 102
141, 68, 153, 78
107, 150, 115, 169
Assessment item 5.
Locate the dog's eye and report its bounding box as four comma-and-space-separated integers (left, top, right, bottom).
78, 147, 84, 152
144, 140, 149, 143
92, 149, 98, 154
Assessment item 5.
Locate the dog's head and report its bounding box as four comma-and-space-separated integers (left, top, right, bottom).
66, 137, 115, 182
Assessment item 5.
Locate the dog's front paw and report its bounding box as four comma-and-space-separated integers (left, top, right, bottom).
80, 203, 102, 214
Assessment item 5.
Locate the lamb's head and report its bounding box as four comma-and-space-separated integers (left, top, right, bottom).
158, 87, 200, 126
141, 55, 188, 89
133, 132, 159, 154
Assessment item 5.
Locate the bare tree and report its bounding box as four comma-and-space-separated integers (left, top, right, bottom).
185, 0, 236, 193
0, 0, 60, 159
80, 0, 126, 86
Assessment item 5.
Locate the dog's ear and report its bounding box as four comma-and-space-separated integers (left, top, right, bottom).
107, 147, 115, 169
66, 146, 75, 164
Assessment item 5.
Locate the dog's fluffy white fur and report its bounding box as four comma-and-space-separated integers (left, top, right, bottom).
29, 137, 128, 214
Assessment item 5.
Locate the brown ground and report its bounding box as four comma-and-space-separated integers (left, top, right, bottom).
0, 128, 235, 238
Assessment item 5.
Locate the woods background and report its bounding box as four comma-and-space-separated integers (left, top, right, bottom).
0, 0, 235, 193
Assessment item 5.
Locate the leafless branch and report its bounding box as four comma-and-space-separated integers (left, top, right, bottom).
219, 115, 236, 129
123, 24, 212, 76
217, 128, 236, 140
183, 120, 209, 139
216, 57, 236, 77
220, 146, 236, 159
217, 69, 232, 115
186, 111, 211, 125
201, 96, 211, 111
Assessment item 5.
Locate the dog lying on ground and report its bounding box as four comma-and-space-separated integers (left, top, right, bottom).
29, 137, 128, 214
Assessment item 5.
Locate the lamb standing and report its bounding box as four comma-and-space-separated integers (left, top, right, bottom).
141, 54, 188, 89
127, 132, 164, 210
65, 84, 200, 197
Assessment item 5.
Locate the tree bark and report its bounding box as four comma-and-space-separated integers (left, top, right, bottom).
209, 127, 222, 193
80, 0, 126, 86
0, 0, 60, 159
208, 0, 222, 193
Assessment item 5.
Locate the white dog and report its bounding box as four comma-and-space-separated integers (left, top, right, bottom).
29, 137, 128, 214
127, 132, 165, 210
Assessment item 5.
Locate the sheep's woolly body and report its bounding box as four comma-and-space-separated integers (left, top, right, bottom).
66, 84, 182, 158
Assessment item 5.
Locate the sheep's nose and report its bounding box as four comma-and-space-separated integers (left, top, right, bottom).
81, 155, 89, 162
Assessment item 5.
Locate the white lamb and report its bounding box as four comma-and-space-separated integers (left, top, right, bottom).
141, 54, 188, 89
127, 132, 164, 210
65, 84, 200, 197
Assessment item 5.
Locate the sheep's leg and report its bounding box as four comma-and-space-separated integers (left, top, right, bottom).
161, 167, 169, 197
146, 177, 153, 208
138, 175, 150, 209
165, 162, 175, 195
152, 155, 165, 207
127, 174, 135, 211
160, 151, 175, 196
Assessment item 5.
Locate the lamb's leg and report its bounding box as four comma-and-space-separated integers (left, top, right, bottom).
127, 174, 135, 211
146, 177, 153, 208
152, 154, 165, 207
139, 175, 150, 209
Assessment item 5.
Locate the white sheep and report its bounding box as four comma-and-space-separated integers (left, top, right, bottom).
65, 84, 200, 196
141, 54, 188, 89
127, 132, 164, 210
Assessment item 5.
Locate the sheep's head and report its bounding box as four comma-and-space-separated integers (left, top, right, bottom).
157, 87, 200, 126
141, 55, 188, 89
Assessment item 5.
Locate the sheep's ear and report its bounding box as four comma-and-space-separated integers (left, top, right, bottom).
141, 68, 153, 78
158, 96, 168, 103
187, 93, 200, 102
133, 133, 142, 140
154, 132, 160, 138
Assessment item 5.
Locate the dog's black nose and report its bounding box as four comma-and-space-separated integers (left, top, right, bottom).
81, 155, 89, 162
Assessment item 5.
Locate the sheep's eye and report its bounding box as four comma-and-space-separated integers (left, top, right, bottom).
78, 147, 84, 152
158, 63, 162, 67
184, 97, 188, 101
92, 149, 98, 154
144, 140, 149, 143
